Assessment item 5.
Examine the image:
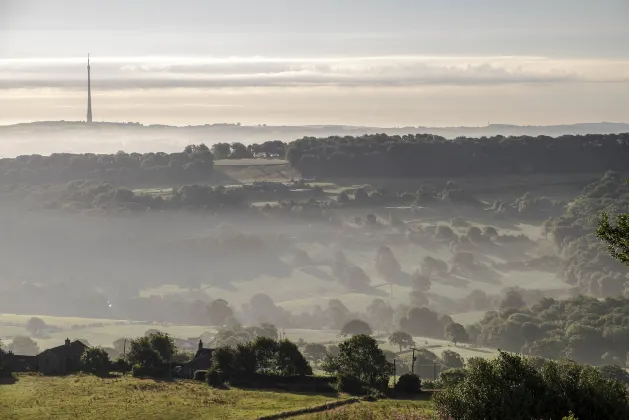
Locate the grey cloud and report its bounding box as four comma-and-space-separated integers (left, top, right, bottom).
0, 57, 624, 90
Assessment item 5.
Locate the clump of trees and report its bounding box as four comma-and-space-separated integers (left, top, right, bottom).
434, 351, 629, 420
0, 145, 215, 186
471, 295, 629, 366
286, 133, 629, 178
545, 171, 629, 296
399, 307, 453, 339
127, 331, 177, 377
210, 336, 312, 386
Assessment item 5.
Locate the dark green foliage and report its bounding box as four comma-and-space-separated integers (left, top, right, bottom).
444, 322, 469, 345
598, 205, 629, 266
440, 350, 464, 369
211, 346, 237, 379
322, 334, 393, 391
438, 368, 467, 387
275, 339, 312, 376
394, 373, 421, 394
80, 347, 111, 376
473, 295, 629, 365
110, 357, 131, 373
336, 375, 366, 395
126, 332, 176, 369
0, 145, 215, 187
340, 319, 372, 336
211, 337, 312, 384
193, 370, 207, 381
206, 366, 226, 387
545, 171, 629, 295
434, 351, 629, 420
286, 133, 629, 178
399, 307, 450, 339
131, 364, 167, 378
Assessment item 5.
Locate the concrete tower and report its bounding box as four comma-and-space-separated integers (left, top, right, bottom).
86, 54, 93, 123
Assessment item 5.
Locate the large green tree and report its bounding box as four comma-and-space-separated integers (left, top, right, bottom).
322, 334, 393, 390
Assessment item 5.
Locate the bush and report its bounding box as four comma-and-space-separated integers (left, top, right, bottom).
193, 370, 207, 382
394, 373, 421, 394
111, 357, 131, 373
131, 364, 167, 378
439, 368, 467, 387
207, 366, 225, 387
336, 375, 366, 395
80, 347, 111, 376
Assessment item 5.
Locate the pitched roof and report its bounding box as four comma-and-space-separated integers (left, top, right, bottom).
39, 340, 88, 357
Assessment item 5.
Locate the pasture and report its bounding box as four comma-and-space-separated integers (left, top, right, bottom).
0, 374, 339, 420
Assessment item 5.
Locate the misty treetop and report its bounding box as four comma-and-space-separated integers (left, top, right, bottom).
286, 133, 629, 178
0, 144, 215, 186
544, 171, 629, 296
471, 294, 629, 366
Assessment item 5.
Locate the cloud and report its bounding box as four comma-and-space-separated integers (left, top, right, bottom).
0, 55, 627, 91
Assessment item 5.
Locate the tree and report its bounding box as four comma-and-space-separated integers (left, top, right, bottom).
388, 331, 414, 352
394, 373, 421, 394
208, 299, 234, 326
7, 336, 39, 356
444, 323, 468, 345
211, 142, 231, 160
322, 334, 393, 391
340, 319, 373, 336
411, 270, 432, 293
81, 347, 111, 376
304, 343, 328, 366
500, 290, 526, 310
598, 210, 629, 265
440, 349, 464, 368
434, 351, 629, 420
366, 298, 394, 333
26, 317, 47, 336
126, 332, 176, 368
275, 339, 312, 376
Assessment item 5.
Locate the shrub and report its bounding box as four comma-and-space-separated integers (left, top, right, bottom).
439, 368, 467, 387
111, 357, 131, 373
207, 366, 225, 387
131, 364, 167, 378
193, 370, 207, 382
336, 374, 366, 395
80, 347, 111, 376
394, 373, 421, 394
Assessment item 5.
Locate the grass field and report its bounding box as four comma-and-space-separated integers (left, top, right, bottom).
296, 399, 435, 419
0, 374, 340, 420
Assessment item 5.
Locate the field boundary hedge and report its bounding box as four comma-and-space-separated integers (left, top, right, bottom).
257, 397, 361, 419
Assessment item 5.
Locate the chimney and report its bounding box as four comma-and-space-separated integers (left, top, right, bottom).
198, 339, 203, 351
65, 338, 70, 347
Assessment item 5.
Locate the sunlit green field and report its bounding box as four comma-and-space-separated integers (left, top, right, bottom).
0, 374, 339, 420
296, 399, 435, 419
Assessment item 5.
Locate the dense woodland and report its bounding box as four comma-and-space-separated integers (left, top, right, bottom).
286, 133, 629, 178
543, 171, 629, 296
2, 133, 629, 187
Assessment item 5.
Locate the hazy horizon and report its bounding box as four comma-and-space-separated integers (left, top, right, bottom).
1, 0, 629, 127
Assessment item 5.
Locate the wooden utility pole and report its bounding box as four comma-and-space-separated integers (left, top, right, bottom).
393, 359, 397, 385
411, 348, 417, 375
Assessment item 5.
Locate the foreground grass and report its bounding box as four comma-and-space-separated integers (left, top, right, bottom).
297, 399, 435, 419
0, 374, 338, 420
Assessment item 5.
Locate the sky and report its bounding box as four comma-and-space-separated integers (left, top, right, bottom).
1, 0, 628, 127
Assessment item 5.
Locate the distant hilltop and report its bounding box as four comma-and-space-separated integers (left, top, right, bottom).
0, 121, 627, 157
